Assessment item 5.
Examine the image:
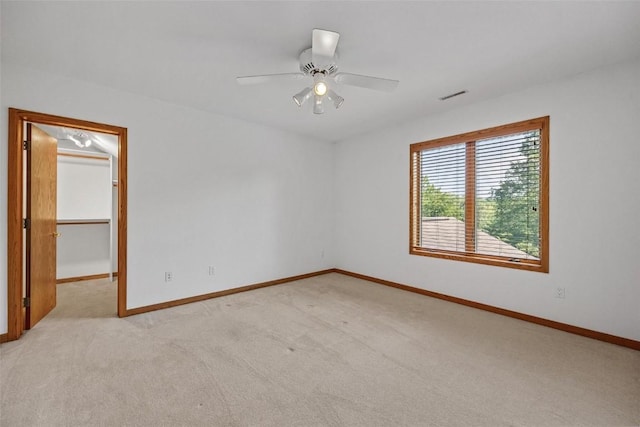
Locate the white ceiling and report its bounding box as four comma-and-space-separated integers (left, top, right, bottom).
3, 1, 640, 142
37, 124, 119, 157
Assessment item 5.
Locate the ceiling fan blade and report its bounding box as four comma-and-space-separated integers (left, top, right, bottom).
236, 73, 305, 86
334, 72, 399, 92
312, 29, 340, 65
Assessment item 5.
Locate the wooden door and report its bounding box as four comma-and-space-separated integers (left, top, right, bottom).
25, 123, 58, 329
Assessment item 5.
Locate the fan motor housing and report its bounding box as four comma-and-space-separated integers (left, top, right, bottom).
299, 48, 339, 76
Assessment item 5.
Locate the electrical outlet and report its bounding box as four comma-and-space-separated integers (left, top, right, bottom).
165, 271, 173, 282
555, 287, 565, 299
208, 266, 215, 276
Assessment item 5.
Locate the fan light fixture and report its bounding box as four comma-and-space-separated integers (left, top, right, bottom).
313, 95, 324, 115
67, 130, 93, 148
294, 71, 343, 114
293, 87, 313, 107
326, 89, 344, 109
237, 29, 400, 115
313, 81, 327, 96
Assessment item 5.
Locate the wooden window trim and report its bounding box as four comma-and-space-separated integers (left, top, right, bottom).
409, 116, 549, 273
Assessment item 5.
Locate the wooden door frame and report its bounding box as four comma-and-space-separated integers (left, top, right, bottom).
6, 108, 128, 341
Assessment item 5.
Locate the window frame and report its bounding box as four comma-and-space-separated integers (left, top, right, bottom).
409, 116, 549, 273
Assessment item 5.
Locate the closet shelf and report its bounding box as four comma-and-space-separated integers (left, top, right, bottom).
57, 219, 110, 225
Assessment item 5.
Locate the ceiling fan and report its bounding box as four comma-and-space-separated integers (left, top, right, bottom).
236, 29, 399, 114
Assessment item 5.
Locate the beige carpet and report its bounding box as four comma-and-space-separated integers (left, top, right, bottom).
1, 273, 639, 426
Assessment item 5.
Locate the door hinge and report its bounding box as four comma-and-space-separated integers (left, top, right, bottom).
23, 218, 30, 229
23, 140, 31, 150
23, 297, 30, 308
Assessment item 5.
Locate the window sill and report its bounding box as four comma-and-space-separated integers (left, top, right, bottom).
410, 247, 548, 273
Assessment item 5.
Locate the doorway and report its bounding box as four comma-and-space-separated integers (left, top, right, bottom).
6, 108, 128, 341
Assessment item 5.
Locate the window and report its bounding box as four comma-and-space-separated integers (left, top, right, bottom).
410, 117, 549, 272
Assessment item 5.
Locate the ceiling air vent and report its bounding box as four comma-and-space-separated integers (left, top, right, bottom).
439, 90, 468, 101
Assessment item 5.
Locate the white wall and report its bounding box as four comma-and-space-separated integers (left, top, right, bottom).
334, 59, 640, 341
0, 63, 335, 333
56, 155, 112, 279
57, 155, 111, 220
56, 223, 111, 279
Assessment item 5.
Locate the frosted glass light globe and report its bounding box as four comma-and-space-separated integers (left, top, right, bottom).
314, 81, 327, 96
